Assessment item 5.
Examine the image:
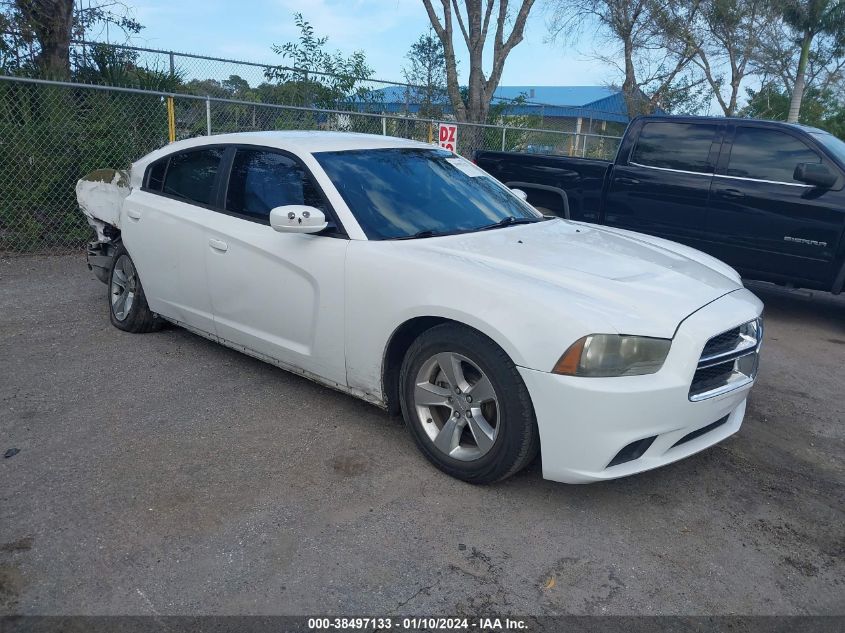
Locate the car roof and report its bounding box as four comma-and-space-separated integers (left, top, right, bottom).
155, 130, 435, 155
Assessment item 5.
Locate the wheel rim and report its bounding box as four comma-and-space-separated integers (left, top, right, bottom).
413, 352, 500, 461
110, 254, 137, 321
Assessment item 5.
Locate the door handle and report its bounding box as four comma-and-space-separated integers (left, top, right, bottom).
126, 209, 142, 220
615, 177, 640, 186
720, 188, 745, 199
208, 238, 228, 252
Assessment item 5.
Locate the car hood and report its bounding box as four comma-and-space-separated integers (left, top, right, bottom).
410, 219, 741, 338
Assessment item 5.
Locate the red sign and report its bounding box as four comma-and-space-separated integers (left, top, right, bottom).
438, 123, 458, 152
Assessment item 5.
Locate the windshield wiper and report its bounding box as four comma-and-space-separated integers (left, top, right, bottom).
390, 229, 442, 240
475, 216, 541, 232
390, 216, 544, 240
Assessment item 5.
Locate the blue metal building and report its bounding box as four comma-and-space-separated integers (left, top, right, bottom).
356, 85, 633, 124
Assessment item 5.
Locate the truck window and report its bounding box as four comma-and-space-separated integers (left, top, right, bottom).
727, 127, 821, 184
631, 122, 717, 174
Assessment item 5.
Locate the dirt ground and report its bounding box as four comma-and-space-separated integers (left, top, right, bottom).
1, 254, 843, 615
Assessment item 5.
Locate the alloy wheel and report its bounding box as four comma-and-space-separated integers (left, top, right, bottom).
413, 352, 500, 461
110, 254, 137, 321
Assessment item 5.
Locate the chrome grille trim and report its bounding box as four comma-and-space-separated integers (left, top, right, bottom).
689, 318, 763, 402
698, 337, 759, 367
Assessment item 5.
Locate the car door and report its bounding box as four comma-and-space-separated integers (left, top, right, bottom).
603, 120, 722, 248
202, 146, 349, 386
122, 147, 224, 334
707, 124, 845, 284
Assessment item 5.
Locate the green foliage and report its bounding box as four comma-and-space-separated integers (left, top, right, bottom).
74, 44, 185, 91
0, 81, 168, 251
1, 0, 144, 78
264, 13, 374, 108
778, 0, 845, 42
402, 31, 449, 119
741, 82, 845, 138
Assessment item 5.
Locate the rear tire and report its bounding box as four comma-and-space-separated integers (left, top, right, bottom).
108, 245, 163, 333
399, 323, 539, 484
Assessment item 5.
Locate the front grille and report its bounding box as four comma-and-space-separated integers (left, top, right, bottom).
701, 327, 741, 358
691, 362, 736, 395
689, 318, 762, 401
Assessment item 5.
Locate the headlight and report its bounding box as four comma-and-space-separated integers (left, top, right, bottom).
552, 334, 671, 377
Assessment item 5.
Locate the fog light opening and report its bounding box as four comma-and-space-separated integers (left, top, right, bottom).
607, 436, 657, 468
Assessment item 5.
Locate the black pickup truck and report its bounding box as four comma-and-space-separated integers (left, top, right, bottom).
475, 116, 845, 294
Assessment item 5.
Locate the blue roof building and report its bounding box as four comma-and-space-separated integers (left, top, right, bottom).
355, 85, 634, 124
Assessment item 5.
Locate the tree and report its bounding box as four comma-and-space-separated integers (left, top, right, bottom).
548, 0, 702, 118
1, 0, 142, 78
401, 30, 448, 119
420, 0, 537, 124
9, 0, 74, 78
665, 0, 769, 116
753, 17, 844, 95
774, 0, 845, 122
742, 82, 845, 138
265, 13, 374, 109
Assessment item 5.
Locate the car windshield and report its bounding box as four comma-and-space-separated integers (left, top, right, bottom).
810, 131, 845, 165
313, 147, 543, 240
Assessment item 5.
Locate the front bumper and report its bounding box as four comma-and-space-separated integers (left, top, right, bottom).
521, 288, 763, 484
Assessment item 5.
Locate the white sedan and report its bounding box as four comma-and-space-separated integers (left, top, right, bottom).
77, 131, 763, 484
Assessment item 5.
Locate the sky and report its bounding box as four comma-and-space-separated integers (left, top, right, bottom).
99, 0, 614, 88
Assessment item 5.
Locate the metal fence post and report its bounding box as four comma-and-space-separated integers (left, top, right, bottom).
169, 51, 175, 78
501, 126, 506, 151
382, 116, 387, 136
206, 98, 212, 135
167, 96, 176, 142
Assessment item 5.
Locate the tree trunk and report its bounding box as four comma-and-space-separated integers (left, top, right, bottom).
787, 29, 813, 124
622, 38, 639, 119
422, 0, 535, 126
15, 0, 75, 79
727, 82, 739, 117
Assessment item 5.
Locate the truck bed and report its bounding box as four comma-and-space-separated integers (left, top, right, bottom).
474, 151, 610, 222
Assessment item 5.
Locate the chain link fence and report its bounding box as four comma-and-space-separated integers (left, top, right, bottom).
63, 40, 629, 124
0, 75, 622, 253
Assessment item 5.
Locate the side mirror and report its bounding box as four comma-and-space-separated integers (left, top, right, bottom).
269, 205, 328, 234
511, 188, 528, 201
794, 162, 836, 189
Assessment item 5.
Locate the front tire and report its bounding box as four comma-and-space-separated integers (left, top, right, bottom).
399, 323, 539, 484
108, 245, 163, 333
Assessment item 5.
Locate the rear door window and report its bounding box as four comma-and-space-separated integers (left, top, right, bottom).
727, 127, 822, 184
225, 149, 326, 221
162, 148, 225, 206
146, 158, 167, 191
631, 122, 718, 173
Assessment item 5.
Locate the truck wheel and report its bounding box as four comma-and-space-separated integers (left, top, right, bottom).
108, 245, 163, 333
399, 323, 539, 484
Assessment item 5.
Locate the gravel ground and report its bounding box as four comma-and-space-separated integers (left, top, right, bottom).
1, 254, 843, 616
